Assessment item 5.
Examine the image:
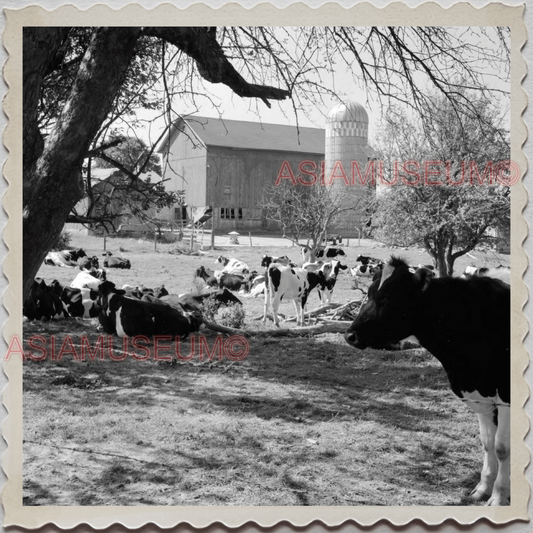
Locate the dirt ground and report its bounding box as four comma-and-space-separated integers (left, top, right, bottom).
22, 233, 509, 506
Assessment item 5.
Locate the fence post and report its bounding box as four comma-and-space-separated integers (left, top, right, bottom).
211, 206, 216, 250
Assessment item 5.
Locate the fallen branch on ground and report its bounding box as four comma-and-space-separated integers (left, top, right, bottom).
201, 319, 349, 337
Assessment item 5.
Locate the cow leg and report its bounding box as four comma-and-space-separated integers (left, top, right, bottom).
469, 410, 498, 502
293, 300, 302, 326
262, 289, 271, 324
487, 402, 510, 506
271, 295, 281, 327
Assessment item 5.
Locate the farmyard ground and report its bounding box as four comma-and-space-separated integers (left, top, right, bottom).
22, 232, 509, 506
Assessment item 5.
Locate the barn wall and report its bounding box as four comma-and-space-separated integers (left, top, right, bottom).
206, 147, 323, 231
160, 125, 207, 220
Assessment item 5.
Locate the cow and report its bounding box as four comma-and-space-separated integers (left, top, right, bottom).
317, 260, 348, 304
44, 248, 87, 268
59, 286, 101, 318
300, 246, 346, 264
70, 270, 106, 290
121, 285, 168, 300
78, 255, 99, 270
215, 255, 249, 276
463, 265, 510, 285
317, 247, 347, 259
195, 266, 219, 288
260, 255, 293, 268
356, 255, 381, 266
159, 289, 242, 313
263, 264, 326, 326
98, 281, 202, 338
218, 273, 246, 291
23, 278, 65, 321
102, 251, 131, 269
344, 257, 510, 506
351, 263, 382, 278
412, 264, 436, 278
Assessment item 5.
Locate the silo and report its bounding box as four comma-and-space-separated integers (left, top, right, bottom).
325, 101, 374, 235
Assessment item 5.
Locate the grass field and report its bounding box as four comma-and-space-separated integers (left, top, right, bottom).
22, 232, 509, 506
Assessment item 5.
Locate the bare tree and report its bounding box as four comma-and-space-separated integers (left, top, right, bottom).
372, 92, 510, 276
261, 180, 363, 254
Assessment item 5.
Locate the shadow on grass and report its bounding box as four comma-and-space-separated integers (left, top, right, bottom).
23, 324, 483, 506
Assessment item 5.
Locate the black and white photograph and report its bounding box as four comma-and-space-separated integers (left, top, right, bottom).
2, 1, 529, 529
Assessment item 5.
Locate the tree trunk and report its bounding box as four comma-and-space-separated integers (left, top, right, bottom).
23, 28, 142, 302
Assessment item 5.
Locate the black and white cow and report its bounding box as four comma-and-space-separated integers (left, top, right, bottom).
159, 289, 242, 313
463, 265, 510, 285
70, 270, 107, 290
318, 247, 347, 259
301, 246, 346, 264
23, 278, 65, 321
317, 260, 348, 304
78, 255, 99, 270
344, 257, 510, 506
215, 255, 249, 276
195, 266, 220, 287
102, 251, 131, 269
44, 248, 87, 268
351, 263, 383, 278
260, 255, 293, 268
98, 281, 202, 338
127, 285, 169, 300
218, 273, 246, 291
263, 264, 326, 326
355, 255, 381, 266
60, 286, 101, 318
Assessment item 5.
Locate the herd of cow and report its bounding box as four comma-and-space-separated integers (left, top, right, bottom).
25, 243, 511, 506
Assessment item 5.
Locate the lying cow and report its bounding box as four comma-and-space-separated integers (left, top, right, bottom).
351, 263, 382, 278
263, 264, 326, 326
344, 257, 510, 506
463, 265, 510, 285
98, 281, 202, 338
218, 273, 246, 291
78, 255, 99, 270
60, 286, 101, 318
23, 278, 65, 321
195, 266, 220, 288
355, 254, 381, 265
44, 248, 87, 268
159, 289, 242, 313
260, 255, 293, 268
317, 247, 346, 259
215, 255, 249, 276
102, 251, 131, 269
70, 269, 107, 290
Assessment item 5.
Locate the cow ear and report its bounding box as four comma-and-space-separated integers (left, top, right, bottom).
340, 263, 348, 270
414, 268, 432, 291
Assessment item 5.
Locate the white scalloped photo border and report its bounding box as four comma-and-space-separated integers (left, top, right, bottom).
2, 2, 528, 529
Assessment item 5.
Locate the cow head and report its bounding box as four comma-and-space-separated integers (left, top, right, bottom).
344, 257, 433, 349
98, 281, 125, 297
260, 255, 272, 268
215, 255, 228, 266
72, 248, 87, 260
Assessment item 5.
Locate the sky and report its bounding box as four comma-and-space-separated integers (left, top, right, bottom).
131, 26, 510, 149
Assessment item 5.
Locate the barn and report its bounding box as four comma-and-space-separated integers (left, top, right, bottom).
155, 115, 325, 232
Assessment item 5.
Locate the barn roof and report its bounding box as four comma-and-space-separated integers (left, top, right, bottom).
157, 115, 326, 155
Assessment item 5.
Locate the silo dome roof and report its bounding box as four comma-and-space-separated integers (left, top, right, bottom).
327, 101, 369, 124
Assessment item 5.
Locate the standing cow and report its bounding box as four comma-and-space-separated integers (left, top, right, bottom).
344, 257, 510, 506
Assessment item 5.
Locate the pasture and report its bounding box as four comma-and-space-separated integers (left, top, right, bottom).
22, 233, 509, 506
